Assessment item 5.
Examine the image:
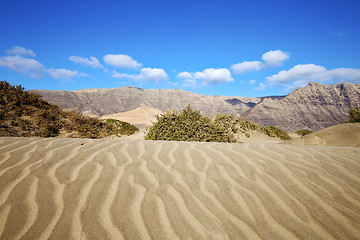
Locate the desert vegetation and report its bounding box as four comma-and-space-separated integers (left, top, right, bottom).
347, 106, 360, 123
144, 105, 237, 142
296, 129, 313, 136
261, 125, 292, 140
0, 81, 138, 138
144, 104, 291, 142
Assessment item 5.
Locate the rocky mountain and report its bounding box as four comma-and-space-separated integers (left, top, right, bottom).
32, 86, 265, 117
31, 82, 360, 131
242, 82, 360, 131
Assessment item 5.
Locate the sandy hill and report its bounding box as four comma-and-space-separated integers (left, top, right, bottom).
100, 105, 162, 128
288, 122, 360, 147
32, 82, 360, 131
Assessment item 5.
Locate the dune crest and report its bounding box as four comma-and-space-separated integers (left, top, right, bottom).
288, 123, 360, 147
0, 137, 360, 239
100, 105, 162, 127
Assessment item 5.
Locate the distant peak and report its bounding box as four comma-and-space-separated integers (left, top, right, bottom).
127, 86, 143, 90
306, 81, 321, 87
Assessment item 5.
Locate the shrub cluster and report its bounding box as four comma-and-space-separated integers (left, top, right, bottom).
260, 126, 292, 140
102, 118, 139, 136
296, 129, 313, 136
0, 81, 138, 138
347, 107, 360, 123
144, 105, 237, 142
144, 104, 291, 142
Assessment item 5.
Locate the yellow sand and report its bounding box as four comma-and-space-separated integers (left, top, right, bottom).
288, 123, 360, 147
0, 136, 359, 239
100, 105, 162, 127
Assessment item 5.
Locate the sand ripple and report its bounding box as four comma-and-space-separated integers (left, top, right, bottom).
0, 137, 360, 239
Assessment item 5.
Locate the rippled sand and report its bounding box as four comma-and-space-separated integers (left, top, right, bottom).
0, 137, 359, 239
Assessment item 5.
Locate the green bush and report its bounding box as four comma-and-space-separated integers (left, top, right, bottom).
296, 129, 313, 136
348, 107, 360, 123
145, 105, 291, 142
102, 119, 139, 136
144, 105, 236, 142
260, 126, 292, 140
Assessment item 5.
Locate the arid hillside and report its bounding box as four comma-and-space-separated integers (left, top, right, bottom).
32, 82, 360, 131
242, 82, 360, 131
0, 81, 138, 138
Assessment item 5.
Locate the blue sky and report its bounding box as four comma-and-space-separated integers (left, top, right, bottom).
1, 0, 360, 97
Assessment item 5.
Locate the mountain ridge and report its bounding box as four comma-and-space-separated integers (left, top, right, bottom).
31, 82, 360, 131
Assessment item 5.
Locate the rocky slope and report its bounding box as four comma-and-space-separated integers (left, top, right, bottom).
32, 82, 360, 131
242, 82, 360, 131
32, 86, 264, 117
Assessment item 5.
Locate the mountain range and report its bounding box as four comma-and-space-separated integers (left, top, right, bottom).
31, 82, 360, 131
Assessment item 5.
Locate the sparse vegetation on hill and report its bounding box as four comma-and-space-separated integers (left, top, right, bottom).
0, 81, 138, 138
102, 118, 139, 136
144, 104, 291, 142
296, 129, 313, 136
261, 126, 292, 140
347, 107, 360, 123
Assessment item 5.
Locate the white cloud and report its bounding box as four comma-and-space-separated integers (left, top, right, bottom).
0, 46, 89, 81
195, 68, 233, 85
266, 64, 326, 84
266, 64, 360, 89
231, 61, 262, 74
0, 55, 44, 78
5, 46, 36, 57
103, 54, 142, 69
249, 80, 256, 84
261, 50, 290, 66
138, 68, 168, 82
176, 71, 198, 87
69, 56, 103, 68
176, 71, 193, 79
177, 68, 233, 86
112, 72, 130, 79
320, 68, 360, 82
113, 67, 168, 83
48, 68, 86, 79
231, 50, 289, 74
255, 82, 266, 91
182, 78, 198, 87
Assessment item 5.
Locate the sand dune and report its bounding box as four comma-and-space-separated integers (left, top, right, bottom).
0, 137, 360, 239
100, 105, 162, 127
289, 123, 360, 147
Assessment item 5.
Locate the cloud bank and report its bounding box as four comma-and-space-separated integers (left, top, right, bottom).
48, 68, 86, 79
231, 61, 262, 74
261, 50, 290, 66
0, 55, 45, 78
266, 64, 360, 89
0, 46, 87, 80
103, 54, 142, 69
5, 46, 36, 57
177, 68, 233, 87
113, 67, 168, 83
231, 50, 289, 74
69, 56, 103, 68
3, 46, 360, 93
